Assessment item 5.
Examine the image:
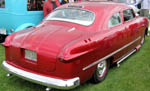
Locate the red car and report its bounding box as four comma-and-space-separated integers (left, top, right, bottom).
2, 1, 149, 90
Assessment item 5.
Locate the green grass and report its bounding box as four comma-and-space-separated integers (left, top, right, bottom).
0, 37, 150, 91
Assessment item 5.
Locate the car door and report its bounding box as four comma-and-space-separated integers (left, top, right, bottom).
122, 9, 140, 52
106, 12, 128, 61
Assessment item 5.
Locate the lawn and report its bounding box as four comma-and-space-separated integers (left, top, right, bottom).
0, 37, 150, 91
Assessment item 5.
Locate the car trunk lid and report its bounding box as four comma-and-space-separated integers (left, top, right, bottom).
8, 24, 86, 73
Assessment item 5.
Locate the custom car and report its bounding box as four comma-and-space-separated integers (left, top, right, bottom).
2, 1, 149, 90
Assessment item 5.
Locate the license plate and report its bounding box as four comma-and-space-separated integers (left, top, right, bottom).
25, 50, 37, 62
0, 28, 6, 35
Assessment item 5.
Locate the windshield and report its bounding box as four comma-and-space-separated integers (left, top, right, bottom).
45, 8, 95, 26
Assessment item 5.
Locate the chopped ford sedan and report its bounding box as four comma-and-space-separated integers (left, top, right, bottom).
2, 1, 149, 90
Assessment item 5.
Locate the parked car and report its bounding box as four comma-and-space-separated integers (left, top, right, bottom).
2, 1, 149, 90
0, 0, 44, 42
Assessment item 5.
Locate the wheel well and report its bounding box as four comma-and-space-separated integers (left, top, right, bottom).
15, 23, 35, 32
27, 26, 33, 28
106, 56, 114, 67
145, 27, 148, 36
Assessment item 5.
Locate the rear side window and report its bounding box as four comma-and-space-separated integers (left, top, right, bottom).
123, 9, 135, 22
0, 0, 5, 8
27, 0, 44, 11
108, 12, 121, 28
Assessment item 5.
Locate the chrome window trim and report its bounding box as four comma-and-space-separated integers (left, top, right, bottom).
49, 18, 93, 26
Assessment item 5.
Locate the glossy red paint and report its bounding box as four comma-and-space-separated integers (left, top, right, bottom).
3, 1, 149, 89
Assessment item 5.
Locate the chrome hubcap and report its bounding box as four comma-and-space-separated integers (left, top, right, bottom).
97, 60, 107, 77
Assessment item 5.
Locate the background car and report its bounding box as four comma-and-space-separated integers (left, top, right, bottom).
0, 0, 45, 42
2, 1, 149, 90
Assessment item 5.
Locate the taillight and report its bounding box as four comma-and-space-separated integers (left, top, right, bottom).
58, 57, 78, 63
59, 58, 66, 62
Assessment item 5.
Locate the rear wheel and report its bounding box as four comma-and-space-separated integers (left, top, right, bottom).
90, 60, 110, 83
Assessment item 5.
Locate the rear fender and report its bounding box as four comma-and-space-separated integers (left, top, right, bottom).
59, 33, 105, 61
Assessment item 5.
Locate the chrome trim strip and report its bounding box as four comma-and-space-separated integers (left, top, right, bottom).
2, 61, 80, 89
117, 49, 136, 65
83, 36, 141, 71
49, 18, 93, 26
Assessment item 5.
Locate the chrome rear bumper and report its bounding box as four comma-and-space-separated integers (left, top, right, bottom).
2, 61, 80, 89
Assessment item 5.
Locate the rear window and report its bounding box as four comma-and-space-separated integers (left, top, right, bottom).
0, 0, 5, 8
45, 8, 95, 26
27, 0, 44, 11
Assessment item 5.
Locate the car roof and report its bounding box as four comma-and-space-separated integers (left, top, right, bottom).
58, 1, 128, 13
55, 2, 131, 31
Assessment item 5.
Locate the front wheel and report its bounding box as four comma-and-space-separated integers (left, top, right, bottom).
90, 60, 109, 83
